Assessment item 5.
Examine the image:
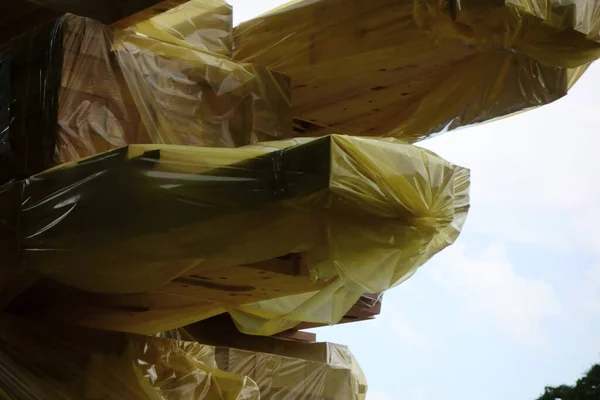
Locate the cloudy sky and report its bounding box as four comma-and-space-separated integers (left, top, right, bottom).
230, 2, 600, 398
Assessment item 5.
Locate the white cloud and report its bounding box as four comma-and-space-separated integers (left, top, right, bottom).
571, 208, 600, 255
416, 66, 600, 355
366, 302, 435, 355
427, 244, 561, 343
419, 63, 600, 253
582, 262, 600, 315
387, 307, 435, 355
367, 388, 430, 400
368, 392, 392, 400
409, 388, 433, 400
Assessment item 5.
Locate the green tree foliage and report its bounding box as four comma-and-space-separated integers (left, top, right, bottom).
537, 365, 600, 400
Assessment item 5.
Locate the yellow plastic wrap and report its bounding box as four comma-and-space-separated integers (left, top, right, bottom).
127, 0, 233, 56
0, 13, 290, 184
414, 0, 600, 68
233, 0, 600, 142
505, 0, 600, 37
0, 314, 260, 399
0, 315, 366, 400
167, 325, 368, 400
215, 342, 367, 399
1, 135, 469, 335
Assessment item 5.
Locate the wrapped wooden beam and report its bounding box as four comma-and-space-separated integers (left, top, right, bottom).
0, 13, 291, 185
274, 330, 317, 342
295, 294, 382, 330
214, 343, 367, 399
9, 256, 325, 334
2, 135, 469, 335
0, 314, 365, 400
174, 323, 367, 399
7, 259, 373, 335
122, 0, 233, 56
234, 0, 600, 141
0, 314, 261, 399
188, 294, 382, 338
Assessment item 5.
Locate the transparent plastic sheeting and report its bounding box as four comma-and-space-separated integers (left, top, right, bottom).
0, 13, 290, 185
0, 314, 366, 400
0, 314, 260, 400
166, 322, 369, 399
127, 0, 233, 56
233, 0, 600, 142
415, 0, 600, 68
0, 135, 469, 335
214, 340, 367, 399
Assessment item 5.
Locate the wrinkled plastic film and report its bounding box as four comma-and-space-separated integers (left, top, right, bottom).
127, 0, 233, 56
112, 28, 291, 151
14, 140, 330, 294
180, 325, 368, 400
0, 13, 291, 185
254, 135, 471, 293
233, 0, 600, 142
2, 135, 469, 335
0, 18, 64, 184
229, 140, 470, 334
0, 314, 260, 400
216, 345, 367, 399
0, 315, 365, 400
0, 55, 10, 154
414, 0, 600, 68
505, 0, 600, 38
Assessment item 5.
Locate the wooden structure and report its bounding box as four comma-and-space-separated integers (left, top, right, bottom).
2, 133, 464, 336
0, 314, 262, 400
214, 344, 367, 399
182, 325, 368, 399
0, 13, 290, 184
233, 0, 584, 142
181, 293, 383, 343
6, 257, 328, 335
123, 0, 233, 55
295, 293, 382, 330
8, 278, 380, 337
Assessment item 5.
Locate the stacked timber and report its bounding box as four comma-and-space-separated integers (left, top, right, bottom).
2, 135, 469, 336
0, 12, 291, 184
0, 314, 367, 399
234, 0, 600, 141
4, 0, 598, 397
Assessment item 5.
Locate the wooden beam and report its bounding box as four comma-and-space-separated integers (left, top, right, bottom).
274, 329, 316, 342
233, 0, 575, 142
233, 0, 476, 140
185, 294, 382, 335
295, 294, 382, 330
295, 316, 376, 331
183, 315, 318, 344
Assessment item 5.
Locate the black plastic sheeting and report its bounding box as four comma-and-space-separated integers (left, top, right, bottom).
0, 18, 64, 185
0, 136, 331, 293
0, 55, 10, 154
